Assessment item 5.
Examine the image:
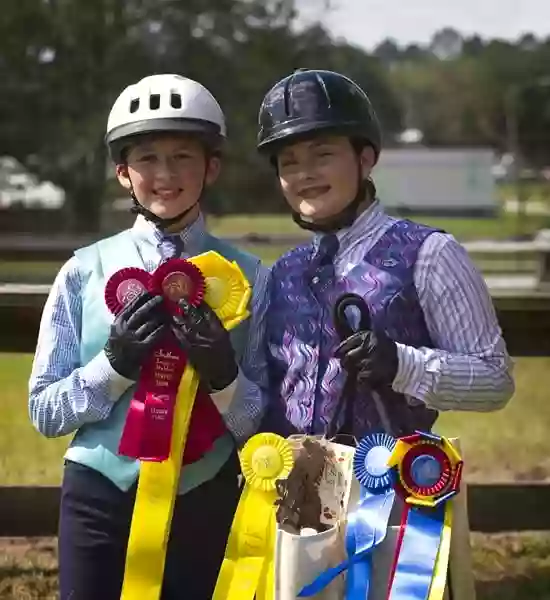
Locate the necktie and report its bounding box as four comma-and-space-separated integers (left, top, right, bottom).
310, 234, 340, 297
315, 233, 340, 266
158, 234, 185, 261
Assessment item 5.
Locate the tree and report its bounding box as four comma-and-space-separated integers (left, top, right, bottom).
385, 30, 550, 166
0, 0, 154, 231
0, 0, 405, 224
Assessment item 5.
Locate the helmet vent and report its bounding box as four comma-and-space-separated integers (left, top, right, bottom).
149, 93, 161, 110
170, 93, 182, 109
315, 72, 331, 107
129, 98, 140, 113
283, 76, 293, 117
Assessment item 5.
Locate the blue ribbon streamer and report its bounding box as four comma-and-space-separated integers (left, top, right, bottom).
344, 488, 395, 600
298, 433, 397, 599
298, 488, 395, 598
388, 504, 445, 600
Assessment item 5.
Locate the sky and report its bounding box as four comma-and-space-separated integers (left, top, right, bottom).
296, 0, 550, 51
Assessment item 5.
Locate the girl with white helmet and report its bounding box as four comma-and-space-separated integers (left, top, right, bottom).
28, 74, 268, 600
105, 73, 228, 228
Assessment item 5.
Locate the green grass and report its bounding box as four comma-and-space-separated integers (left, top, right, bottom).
435, 357, 550, 482
2, 354, 549, 486
0, 354, 67, 486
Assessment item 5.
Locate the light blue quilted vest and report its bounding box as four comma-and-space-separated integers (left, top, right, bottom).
63, 228, 260, 494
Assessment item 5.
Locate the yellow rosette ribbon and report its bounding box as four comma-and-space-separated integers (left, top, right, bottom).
213, 433, 294, 600
120, 251, 251, 600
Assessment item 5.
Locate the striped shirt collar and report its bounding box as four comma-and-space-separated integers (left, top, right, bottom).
313, 199, 391, 254
131, 212, 207, 255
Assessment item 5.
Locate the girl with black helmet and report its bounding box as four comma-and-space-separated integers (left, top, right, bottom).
28, 74, 268, 600
255, 69, 514, 441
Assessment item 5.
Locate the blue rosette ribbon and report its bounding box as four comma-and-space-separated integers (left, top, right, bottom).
298, 432, 397, 599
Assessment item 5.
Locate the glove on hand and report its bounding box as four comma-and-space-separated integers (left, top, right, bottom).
334, 327, 399, 389
104, 292, 166, 380
171, 298, 238, 392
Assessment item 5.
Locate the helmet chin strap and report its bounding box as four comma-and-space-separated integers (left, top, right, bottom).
291, 168, 372, 234
129, 193, 199, 230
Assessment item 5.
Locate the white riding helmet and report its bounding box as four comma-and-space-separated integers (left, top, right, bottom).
105, 74, 227, 162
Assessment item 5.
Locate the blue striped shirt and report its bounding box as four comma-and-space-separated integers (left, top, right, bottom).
28, 213, 270, 444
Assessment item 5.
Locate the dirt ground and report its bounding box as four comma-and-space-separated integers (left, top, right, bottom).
0, 538, 57, 599
1, 533, 550, 599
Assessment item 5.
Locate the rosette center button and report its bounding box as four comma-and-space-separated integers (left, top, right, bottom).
162, 272, 192, 302
410, 454, 442, 488
364, 446, 392, 478
252, 446, 283, 479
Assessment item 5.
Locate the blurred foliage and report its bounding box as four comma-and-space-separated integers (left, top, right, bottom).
1, 4, 549, 230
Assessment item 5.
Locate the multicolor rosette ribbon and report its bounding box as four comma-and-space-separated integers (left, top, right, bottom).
385, 431, 463, 600
298, 432, 398, 599
213, 433, 294, 600
104, 251, 251, 600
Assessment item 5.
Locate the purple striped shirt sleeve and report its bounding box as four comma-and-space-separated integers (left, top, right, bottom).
392, 232, 514, 411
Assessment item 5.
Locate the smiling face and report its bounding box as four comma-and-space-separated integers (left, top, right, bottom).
116, 133, 220, 227
275, 134, 375, 223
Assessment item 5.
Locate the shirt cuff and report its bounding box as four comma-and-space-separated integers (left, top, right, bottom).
392, 343, 440, 404
80, 351, 136, 403
211, 377, 238, 414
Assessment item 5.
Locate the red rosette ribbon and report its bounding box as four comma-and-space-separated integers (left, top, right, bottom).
104, 267, 152, 316
104, 260, 206, 462
152, 258, 205, 315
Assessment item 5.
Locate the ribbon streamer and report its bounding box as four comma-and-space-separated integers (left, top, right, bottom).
120, 362, 200, 599
119, 337, 188, 461
386, 503, 446, 599
213, 433, 294, 600
114, 252, 251, 600
385, 431, 463, 600
298, 432, 397, 599
428, 500, 454, 600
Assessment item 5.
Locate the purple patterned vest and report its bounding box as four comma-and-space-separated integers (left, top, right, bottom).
261, 219, 439, 439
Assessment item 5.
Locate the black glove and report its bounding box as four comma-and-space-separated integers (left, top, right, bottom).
170, 298, 238, 392
334, 327, 399, 389
104, 292, 166, 380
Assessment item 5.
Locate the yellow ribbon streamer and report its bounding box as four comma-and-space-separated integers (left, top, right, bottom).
213, 433, 294, 600
427, 501, 454, 600
120, 251, 251, 600
120, 363, 199, 599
